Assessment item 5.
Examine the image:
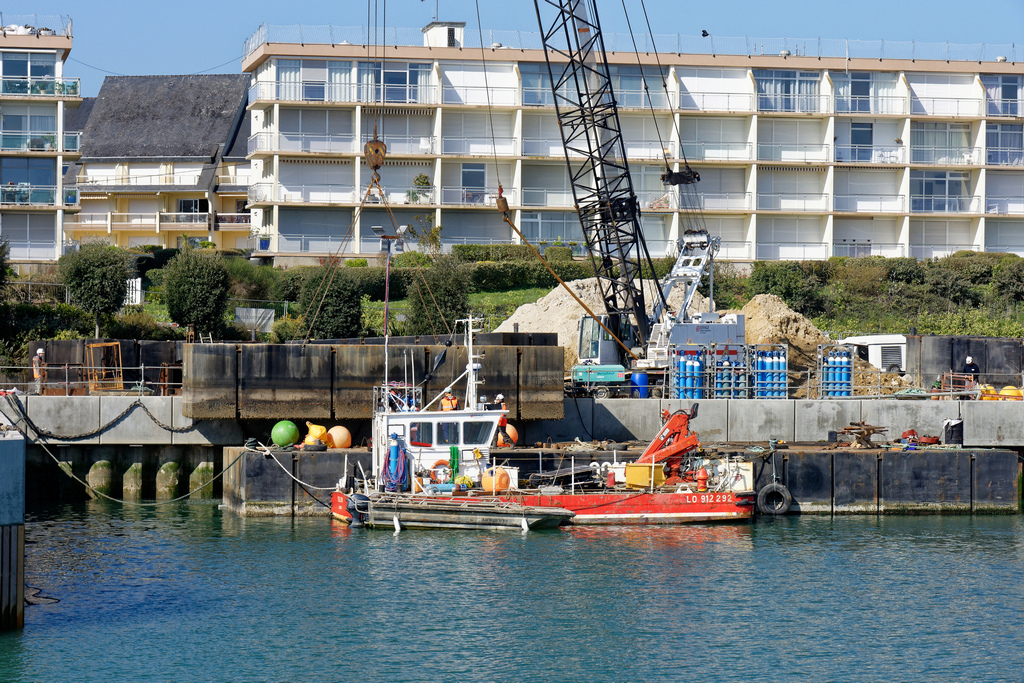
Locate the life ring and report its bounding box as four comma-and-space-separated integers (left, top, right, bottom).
429, 459, 450, 484
756, 482, 793, 515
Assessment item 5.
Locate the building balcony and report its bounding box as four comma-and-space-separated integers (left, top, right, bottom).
76, 174, 201, 187
985, 148, 1024, 166
680, 141, 752, 161
834, 194, 905, 213
757, 94, 830, 114
910, 147, 979, 165
757, 142, 830, 163
911, 97, 981, 117
214, 213, 252, 230
6, 239, 56, 260
442, 85, 519, 107
756, 193, 830, 212
985, 99, 1023, 117
369, 186, 435, 205
280, 234, 352, 253
834, 95, 907, 116
248, 132, 356, 155
1, 76, 80, 98
0, 130, 80, 154
678, 92, 754, 113
522, 87, 556, 107
985, 196, 1024, 215
910, 195, 981, 213
623, 140, 669, 159
439, 186, 514, 206
367, 134, 437, 155
441, 136, 516, 155
756, 242, 829, 260
638, 190, 676, 210
689, 191, 751, 211
64, 212, 211, 232
832, 241, 906, 258
0, 185, 78, 206
248, 81, 436, 105
910, 243, 978, 259
615, 89, 671, 110
522, 138, 572, 157
521, 187, 573, 207
215, 173, 251, 187
718, 240, 754, 260
986, 243, 1024, 256
249, 184, 357, 204
834, 144, 904, 164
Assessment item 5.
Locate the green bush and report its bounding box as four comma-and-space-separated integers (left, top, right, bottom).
271, 315, 304, 343
993, 260, 1024, 303
408, 255, 470, 335
469, 261, 543, 291
748, 261, 825, 316
279, 266, 319, 302
297, 267, 362, 339
392, 251, 433, 268
451, 244, 536, 262
58, 243, 134, 337
163, 248, 230, 334
883, 257, 925, 285
345, 258, 368, 268
222, 257, 282, 301
544, 246, 573, 262
104, 306, 182, 341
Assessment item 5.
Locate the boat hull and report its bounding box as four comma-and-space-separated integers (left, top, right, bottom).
507, 490, 754, 525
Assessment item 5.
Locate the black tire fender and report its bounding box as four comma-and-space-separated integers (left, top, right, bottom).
756, 482, 793, 515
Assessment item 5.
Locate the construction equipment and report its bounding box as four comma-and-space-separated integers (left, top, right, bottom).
534, 1, 744, 396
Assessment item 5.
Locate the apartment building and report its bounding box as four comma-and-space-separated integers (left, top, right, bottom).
63, 74, 250, 252
0, 16, 81, 264
240, 22, 1024, 263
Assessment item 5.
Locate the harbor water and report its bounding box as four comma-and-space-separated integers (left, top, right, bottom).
2, 503, 1023, 682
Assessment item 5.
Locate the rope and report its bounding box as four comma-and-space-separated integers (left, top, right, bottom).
256, 441, 335, 510
2, 393, 196, 441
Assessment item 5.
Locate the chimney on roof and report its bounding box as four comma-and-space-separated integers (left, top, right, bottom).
422, 21, 465, 48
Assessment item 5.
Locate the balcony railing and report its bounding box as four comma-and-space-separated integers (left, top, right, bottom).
833, 194, 905, 213
757, 193, 830, 211
521, 187, 573, 207
680, 141, 753, 161
615, 89, 671, 109
985, 147, 1024, 166
5, 240, 56, 260
248, 132, 356, 155
757, 94, 830, 114
718, 240, 754, 260
678, 91, 754, 112
441, 136, 516, 155
368, 185, 435, 205
985, 99, 1023, 117
622, 140, 669, 159
1, 76, 80, 97
691, 191, 751, 211
757, 142, 830, 163
76, 174, 202, 186
280, 234, 353, 253
985, 243, 1024, 256
832, 241, 906, 257
109, 213, 157, 230
910, 146, 979, 165
757, 242, 829, 260
0, 185, 78, 206
161, 212, 210, 225
441, 85, 519, 107
279, 185, 357, 203
523, 138, 570, 157
248, 81, 436, 105
214, 213, 252, 230
439, 186, 515, 206
985, 196, 1024, 215
363, 134, 436, 155
0, 131, 81, 153
215, 174, 251, 186
910, 195, 981, 213
910, 243, 978, 259
638, 191, 676, 210
834, 95, 907, 115
834, 144, 904, 164
910, 97, 982, 117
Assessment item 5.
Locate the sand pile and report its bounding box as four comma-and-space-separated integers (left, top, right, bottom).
495, 278, 708, 370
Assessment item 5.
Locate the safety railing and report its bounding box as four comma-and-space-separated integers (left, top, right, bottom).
909, 195, 982, 213
834, 95, 907, 115
440, 136, 517, 155
638, 191, 676, 210
680, 141, 753, 161
441, 84, 519, 107
214, 213, 252, 230
278, 185, 358, 204
985, 99, 1023, 117
521, 188, 573, 207
909, 146, 979, 165
909, 243, 979, 259
691, 191, 751, 211
362, 134, 436, 155
248, 131, 357, 154
757, 193, 830, 212
678, 91, 754, 113
614, 88, 671, 110
985, 148, 1024, 166
0, 76, 80, 97
0, 185, 78, 206
5, 281, 69, 304
75, 173, 202, 186
757, 142, 831, 163
367, 185, 435, 205
0, 364, 182, 397
985, 196, 1024, 215
757, 94, 830, 114
756, 242, 829, 260
910, 97, 982, 117
622, 140, 670, 159
439, 186, 514, 206
833, 194, 905, 213
4, 240, 57, 260
832, 242, 905, 257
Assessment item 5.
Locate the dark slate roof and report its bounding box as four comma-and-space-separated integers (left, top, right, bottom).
80, 74, 249, 161
63, 97, 95, 132
223, 109, 250, 162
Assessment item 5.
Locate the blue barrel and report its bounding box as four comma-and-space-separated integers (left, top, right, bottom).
631, 372, 649, 399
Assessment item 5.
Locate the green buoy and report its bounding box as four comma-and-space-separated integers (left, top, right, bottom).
271, 420, 300, 447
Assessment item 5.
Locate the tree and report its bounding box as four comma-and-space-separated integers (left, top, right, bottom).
58, 243, 132, 337
0, 238, 9, 298
164, 247, 230, 334
993, 260, 1024, 303
297, 267, 361, 339
408, 255, 470, 336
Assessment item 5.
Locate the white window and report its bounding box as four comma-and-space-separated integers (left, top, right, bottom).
910, 170, 970, 212
754, 70, 820, 112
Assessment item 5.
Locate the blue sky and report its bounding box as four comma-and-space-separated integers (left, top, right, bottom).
15, 0, 1024, 96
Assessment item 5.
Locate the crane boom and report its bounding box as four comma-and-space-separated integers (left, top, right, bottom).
534, 0, 663, 350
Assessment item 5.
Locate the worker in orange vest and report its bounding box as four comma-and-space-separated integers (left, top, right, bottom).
31, 348, 46, 395
441, 390, 459, 411
494, 393, 511, 444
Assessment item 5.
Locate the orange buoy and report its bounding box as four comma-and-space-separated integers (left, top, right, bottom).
696, 467, 709, 492
326, 425, 352, 449
481, 466, 512, 493
497, 424, 519, 447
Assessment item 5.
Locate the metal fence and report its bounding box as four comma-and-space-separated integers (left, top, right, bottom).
0, 364, 181, 396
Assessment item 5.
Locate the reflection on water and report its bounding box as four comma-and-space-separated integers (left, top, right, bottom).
1, 504, 1022, 682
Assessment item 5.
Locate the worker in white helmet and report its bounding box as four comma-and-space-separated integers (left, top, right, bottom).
32, 348, 46, 395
